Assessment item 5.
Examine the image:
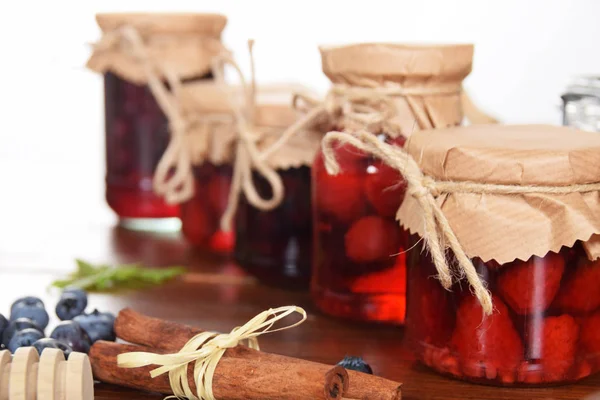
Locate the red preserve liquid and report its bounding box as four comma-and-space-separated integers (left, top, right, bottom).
311, 135, 408, 324
180, 163, 234, 254
104, 72, 178, 228
235, 167, 312, 289
104, 72, 211, 230
406, 236, 600, 385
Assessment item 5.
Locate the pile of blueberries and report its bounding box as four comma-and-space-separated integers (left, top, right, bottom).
0, 289, 116, 358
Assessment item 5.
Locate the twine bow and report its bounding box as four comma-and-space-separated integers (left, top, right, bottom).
118, 306, 307, 400
211, 42, 286, 232
93, 25, 229, 204
268, 81, 464, 162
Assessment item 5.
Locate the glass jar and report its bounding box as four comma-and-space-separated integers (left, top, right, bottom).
235, 167, 312, 289
180, 163, 234, 253
561, 76, 600, 131
406, 236, 600, 385
228, 96, 322, 289
88, 13, 227, 231
312, 136, 408, 323
311, 43, 474, 324
104, 72, 180, 229
386, 123, 600, 386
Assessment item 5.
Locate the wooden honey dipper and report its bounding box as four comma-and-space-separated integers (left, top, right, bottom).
0, 347, 94, 400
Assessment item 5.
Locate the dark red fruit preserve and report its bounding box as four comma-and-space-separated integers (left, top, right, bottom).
104, 72, 179, 230
235, 167, 312, 289
311, 136, 408, 324
406, 237, 600, 386
180, 163, 234, 254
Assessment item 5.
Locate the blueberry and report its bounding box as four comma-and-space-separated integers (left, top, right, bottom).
0, 314, 7, 348
55, 289, 88, 321
11, 296, 44, 313
337, 356, 373, 375
10, 297, 49, 330
2, 318, 43, 348
74, 309, 116, 343
50, 321, 92, 354
8, 328, 44, 353
32, 338, 73, 359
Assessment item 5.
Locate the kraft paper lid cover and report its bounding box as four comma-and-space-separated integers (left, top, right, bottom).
253, 86, 324, 170
319, 43, 474, 136
87, 13, 227, 84
180, 83, 323, 169
320, 43, 473, 87
398, 124, 600, 263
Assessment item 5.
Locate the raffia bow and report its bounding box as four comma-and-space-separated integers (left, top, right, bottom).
117, 306, 307, 400
92, 25, 230, 204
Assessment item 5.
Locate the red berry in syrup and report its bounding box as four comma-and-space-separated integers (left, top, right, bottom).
497, 253, 565, 315
553, 257, 600, 313
344, 216, 401, 263
365, 161, 406, 218
450, 295, 523, 374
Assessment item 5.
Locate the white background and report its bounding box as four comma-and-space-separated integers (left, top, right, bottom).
0, 0, 599, 237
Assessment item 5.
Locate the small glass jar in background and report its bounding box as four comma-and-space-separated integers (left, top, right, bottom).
87, 13, 227, 231
177, 82, 238, 254
234, 99, 322, 289
562, 76, 600, 132
311, 43, 474, 324
180, 163, 234, 253
399, 124, 600, 386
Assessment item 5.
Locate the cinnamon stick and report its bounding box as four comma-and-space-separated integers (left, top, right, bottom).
324, 366, 349, 400
90, 341, 348, 400
110, 308, 402, 400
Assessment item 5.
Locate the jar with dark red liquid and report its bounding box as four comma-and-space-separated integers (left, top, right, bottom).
399, 124, 600, 386
235, 167, 312, 288
232, 100, 322, 289
104, 72, 180, 230
312, 136, 408, 323
88, 13, 227, 231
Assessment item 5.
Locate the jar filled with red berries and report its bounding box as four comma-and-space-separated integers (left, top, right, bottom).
176, 82, 237, 254
388, 124, 600, 386
311, 43, 474, 324
87, 13, 227, 231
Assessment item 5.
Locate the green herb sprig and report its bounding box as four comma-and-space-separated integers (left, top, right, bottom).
51, 259, 186, 292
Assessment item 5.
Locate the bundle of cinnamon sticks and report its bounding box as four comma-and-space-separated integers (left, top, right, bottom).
89, 308, 402, 399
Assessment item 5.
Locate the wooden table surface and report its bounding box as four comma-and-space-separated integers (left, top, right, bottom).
1, 222, 599, 400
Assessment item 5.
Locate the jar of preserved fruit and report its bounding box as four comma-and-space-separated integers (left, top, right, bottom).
174, 78, 323, 271
233, 99, 323, 289
87, 13, 227, 231
324, 124, 600, 385
311, 43, 474, 324
177, 82, 237, 253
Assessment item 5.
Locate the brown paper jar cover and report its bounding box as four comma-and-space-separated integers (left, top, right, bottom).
179, 82, 323, 168
320, 43, 474, 136
398, 124, 600, 264
87, 13, 227, 84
